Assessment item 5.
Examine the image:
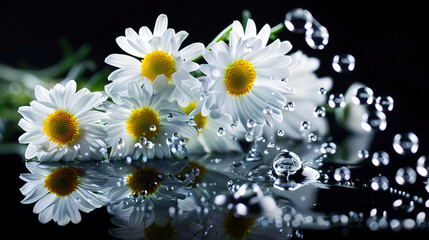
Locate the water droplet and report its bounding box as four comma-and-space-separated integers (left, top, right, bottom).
73, 144, 81, 151
179, 137, 186, 145
263, 106, 272, 115
272, 151, 303, 177
246, 148, 262, 162
150, 125, 157, 131
416, 156, 429, 177
361, 110, 387, 132
145, 141, 154, 149
320, 142, 337, 155
328, 93, 345, 108
217, 127, 225, 137
140, 137, 147, 145
333, 166, 351, 182
166, 186, 174, 191
172, 132, 181, 140
313, 106, 326, 118
277, 129, 285, 137
167, 112, 174, 121
332, 54, 355, 73
393, 132, 419, 155
246, 119, 257, 128
305, 25, 329, 50
318, 87, 327, 95
371, 175, 389, 191
371, 151, 390, 167
300, 121, 311, 131
284, 8, 313, 33
375, 96, 394, 112
117, 138, 125, 150
395, 167, 417, 185
352, 87, 374, 105
166, 137, 174, 145
357, 149, 369, 159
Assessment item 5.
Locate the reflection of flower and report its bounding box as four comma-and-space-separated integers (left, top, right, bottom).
105, 14, 204, 107
106, 158, 188, 226
17, 80, 108, 161
262, 51, 333, 140
200, 18, 294, 131
19, 162, 109, 225
104, 79, 197, 160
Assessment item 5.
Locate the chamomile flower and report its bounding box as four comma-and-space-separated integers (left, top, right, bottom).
200, 19, 294, 132
262, 51, 333, 140
17, 80, 108, 162
104, 77, 197, 160
105, 13, 204, 107
19, 162, 110, 226
106, 158, 189, 227
179, 88, 242, 154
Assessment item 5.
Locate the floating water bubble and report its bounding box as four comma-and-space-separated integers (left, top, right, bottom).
371, 176, 389, 191
313, 106, 326, 118
217, 127, 225, 137
332, 54, 355, 73
375, 96, 394, 112
333, 166, 351, 182
352, 87, 374, 105
320, 142, 337, 155
305, 24, 329, 50
361, 110, 387, 132
284, 8, 313, 33
371, 151, 390, 167
393, 132, 419, 155
272, 151, 303, 177
416, 156, 429, 177
395, 167, 417, 185
328, 93, 345, 108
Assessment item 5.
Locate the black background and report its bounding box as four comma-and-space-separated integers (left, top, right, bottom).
2, 0, 429, 239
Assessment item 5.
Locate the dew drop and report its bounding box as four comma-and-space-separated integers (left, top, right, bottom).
332, 54, 355, 73
352, 87, 374, 105
284, 8, 313, 33
333, 166, 351, 182
416, 156, 429, 177
73, 144, 81, 151
305, 25, 329, 50
395, 167, 417, 185
246, 119, 257, 129
371, 151, 390, 167
145, 141, 154, 149
167, 112, 174, 121
393, 132, 419, 155
361, 110, 387, 132
300, 121, 311, 131
318, 87, 327, 95
320, 142, 337, 155
277, 129, 285, 137
371, 175, 389, 191
375, 96, 394, 112
328, 93, 345, 108
272, 151, 303, 177
217, 127, 225, 137
313, 106, 326, 118
150, 125, 157, 131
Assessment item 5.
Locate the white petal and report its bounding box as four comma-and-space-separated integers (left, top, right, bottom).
154, 14, 168, 36
105, 54, 142, 68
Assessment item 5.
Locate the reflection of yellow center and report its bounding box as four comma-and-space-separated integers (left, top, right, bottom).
179, 101, 207, 134
224, 59, 256, 97
44, 166, 80, 197
126, 166, 161, 197
176, 161, 207, 188
43, 110, 79, 145
126, 107, 160, 141
144, 219, 176, 240
223, 211, 255, 239
141, 50, 175, 83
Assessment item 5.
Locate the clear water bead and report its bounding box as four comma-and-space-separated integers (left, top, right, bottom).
371, 151, 390, 167
371, 176, 389, 191
217, 127, 225, 137
328, 93, 345, 108
305, 25, 329, 50
361, 111, 387, 132
333, 166, 351, 182
320, 142, 337, 155
284, 8, 313, 33
272, 151, 303, 177
416, 156, 429, 177
393, 132, 419, 155
375, 96, 394, 112
332, 54, 355, 73
352, 87, 374, 105
395, 167, 417, 185
313, 106, 326, 118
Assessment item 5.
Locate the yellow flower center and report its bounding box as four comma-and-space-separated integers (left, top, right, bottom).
42, 109, 79, 146
224, 59, 256, 97
126, 107, 160, 141
223, 211, 255, 239
44, 166, 80, 197
143, 219, 176, 240
126, 166, 161, 197
141, 50, 176, 83
179, 101, 207, 133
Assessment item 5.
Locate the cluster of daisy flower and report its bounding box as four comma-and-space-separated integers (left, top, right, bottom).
18, 14, 333, 237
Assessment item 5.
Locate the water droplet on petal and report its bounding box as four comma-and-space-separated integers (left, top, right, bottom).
328, 93, 345, 108
313, 106, 326, 118
272, 151, 303, 177
217, 127, 225, 137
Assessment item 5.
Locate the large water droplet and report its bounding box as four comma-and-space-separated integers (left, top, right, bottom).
371, 175, 389, 191
333, 166, 351, 182
313, 106, 326, 118
320, 142, 337, 155
416, 156, 429, 177
284, 8, 313, 33
332, 54, 355, 73
272, 151, 303, 177
393, 132, 419, 155
371, 151, 390, 167
217, 127, 225, 137
328, 93, 345, 108
395, 167, 417, 185
352, 87, 374, 105
361, 110, 387, 132
375, 96, 394, 112
305, 25, 329, 50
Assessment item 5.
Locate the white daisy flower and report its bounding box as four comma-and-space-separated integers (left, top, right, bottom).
179, 88, 243, 154
200, 19, 294, 132
106, 158, 189, 227
17, 80, 108, 162
262, 51, 333, 140
104, 78, 197, 160
19, 162, 110, 226
105, 13, 204, 107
